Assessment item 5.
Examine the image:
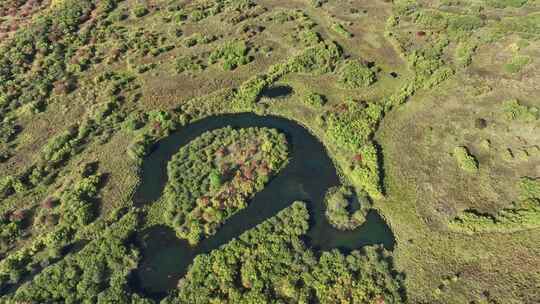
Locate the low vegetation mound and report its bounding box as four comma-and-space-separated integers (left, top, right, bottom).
324, 186, 368, 230
163, 127, 289, 245
450, 177, 540, 233
453, 146, 479, 173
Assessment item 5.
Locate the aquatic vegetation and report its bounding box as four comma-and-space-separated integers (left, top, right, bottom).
163, 127, 289, 245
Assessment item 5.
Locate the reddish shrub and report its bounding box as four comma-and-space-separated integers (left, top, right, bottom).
216, 147, 226, 157
416, 31, 426, 37
41, 197, 57, 209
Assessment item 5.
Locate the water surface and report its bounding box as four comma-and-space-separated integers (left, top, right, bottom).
132, 113, 395, 299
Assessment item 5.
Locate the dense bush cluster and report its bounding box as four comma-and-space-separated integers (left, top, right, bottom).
407, 38, 454, 90
166, 0, 256, 24
0, 169, 103, 290
303, 91, 327, 107
325, 101, 383, 151
208, 40, 252, 71
0, 210, 24, 253
163, 127, 289, 245
504, 55, 531, 74
286, 41, 343, 75
128, 110, 179, 162
164, 202, 404, 303
11, 211, 148, 303
338, 60, 376, 88
325, 186, 368, 230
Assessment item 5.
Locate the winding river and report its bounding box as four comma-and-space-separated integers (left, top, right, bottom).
131, 113, 395, 299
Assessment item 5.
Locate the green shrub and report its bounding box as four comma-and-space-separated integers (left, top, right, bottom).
287, 41, 343, 75
0, 176, 15, 198
42, 129, 79, 164
451, 177, 540, 233
503, 99, 538, 121
455, 41, 477, 67
338, 60, 376, 88
133, 5, 149, 18
304, 91, 327, 107
495, 13, 540, 39
183, 33, 216, 48
128, 134, 153, 162
13, 212, 141, 303
311, 0, 329, 7
453, 146, 478, 173
519, 177, 540, 202
298, 29, 321, 46
331, 23, 353, 38
350, 144, 383, 198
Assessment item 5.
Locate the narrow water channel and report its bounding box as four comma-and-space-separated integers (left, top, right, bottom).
131, 113, 395, 299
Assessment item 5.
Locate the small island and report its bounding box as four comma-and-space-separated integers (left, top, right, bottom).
162, 127, 289, 245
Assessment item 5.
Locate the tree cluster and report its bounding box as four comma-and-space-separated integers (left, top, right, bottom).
164, 202, 405, 304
